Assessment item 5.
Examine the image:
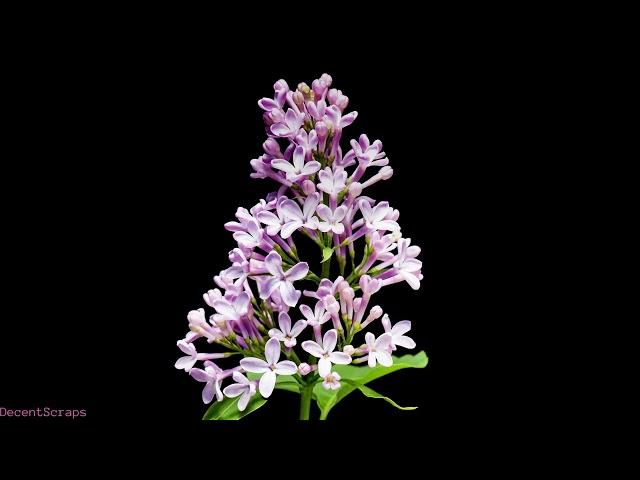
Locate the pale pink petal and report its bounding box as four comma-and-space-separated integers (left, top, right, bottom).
391, 320, 412, 336
284, 337, 297, 348
279, 200, 303, 221
257, 210, 281, 227
316, 204, 332, 222
394, 336, 416, 349
280, 220, 301, 239
402, 258, 422, 272
223, 384, 246, 398
292, 145, 305, 171
177, 340, 196, 356
285, 262, 309, 281
202, 382, 215, 404
212, 300, 238, 319
233, 231, 258, 248
300, 161, 321, 175
303, 193, 320, 219
189, 368, 211, 383
365, 332, 375, 349
259, 370, 276, 398
258, 276, 279, 299
299, 304, 315, 322
240, 357, 269, 373
237, 390, 252, 411
270, 124, 291, 136
318, 357, 332, 377
280, 282, 301, 307
234, 292, 250, 314
274, 360, 297, 375
233, 371, 250, 384
332, 222, 345, 235
268, 328, 286, 341
264, 251, 284, 277
375, 333, 393, 350
289, 320, 307, 337
301, 340, 324, 358
367, 354, 376, 368
323, 329, 338, 353
375, 220, 400, 231
271, 158, 296, 173
317, 221, 332, 233
175, 356, 196, 371
328, 352, 352, 365
401, 271, 421, 290
278, 312, 292, 334
375, 350, 393, 367
264, 337, 281, 365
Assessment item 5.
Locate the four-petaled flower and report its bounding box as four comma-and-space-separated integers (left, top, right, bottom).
350, 134, 387, 166
316, 204, 347, 234
232, 219, 263, 249
299, 302, 331, 327
270, 109, 305, 138
393, 238, 422, 290
269, 312, 307, 348
223, 371, 258, 412
359, 200, 400, 232
190, 361, 224, 404
317, 167, 347, 196
272, 145, 321, 181
240, 337, 297, 398
322, 371, 342, 390
279, 193, 320, 238
212, 292, 250, 323
302, 329, 352, 377
365, 332, 393, 368
381, 315, 416, 350
258, 251, 309, 307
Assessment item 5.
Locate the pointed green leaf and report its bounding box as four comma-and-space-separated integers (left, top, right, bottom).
202, 395, 267, 420
314, 351, 428, 419
343, 380, 417, 410
321, 247, 334, 263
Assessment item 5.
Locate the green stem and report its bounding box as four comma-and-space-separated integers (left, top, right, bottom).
321, 256, 331, 279
299, 384, 314, 420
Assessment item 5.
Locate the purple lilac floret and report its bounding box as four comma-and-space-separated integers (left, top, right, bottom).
176, 74, 423, 411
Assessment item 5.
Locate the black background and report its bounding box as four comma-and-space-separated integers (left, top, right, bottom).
0, 31, 528, 440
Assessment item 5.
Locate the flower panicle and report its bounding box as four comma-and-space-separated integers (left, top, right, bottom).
176, 74, 423, 412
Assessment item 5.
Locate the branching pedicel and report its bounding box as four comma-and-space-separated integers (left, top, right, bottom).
175, 74, 428, 420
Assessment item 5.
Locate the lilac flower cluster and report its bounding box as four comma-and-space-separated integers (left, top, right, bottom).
176, 74, 423, 414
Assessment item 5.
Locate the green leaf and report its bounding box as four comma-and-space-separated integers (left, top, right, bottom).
314, 351, 428, 419
246, 373, 300, 394
202, 395, 267, 420
321, 246, 334, 263
343, 380, 417, 410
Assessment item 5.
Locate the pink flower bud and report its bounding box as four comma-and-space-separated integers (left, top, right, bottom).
263, 138, 282, 157
349, 182, 363, 198
298, 362, 311, 375
379, 166, 394, 180
343, 345, 355, 356
302, 180, 316, 195
292, 91, 305, 109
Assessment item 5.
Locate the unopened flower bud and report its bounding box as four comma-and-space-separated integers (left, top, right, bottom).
379, 166, 394, 180
349, 182, 363, 198
292, 91, 305, 109
302, 180, 316, 195
320, 73, 332, 88
298, 362, 311, 375
343, 345, 355, 356
263, 138, 282, 157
